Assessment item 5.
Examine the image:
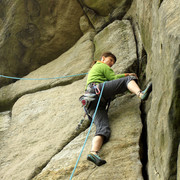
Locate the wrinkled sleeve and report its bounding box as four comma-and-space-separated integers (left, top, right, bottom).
103, 66, 125, 80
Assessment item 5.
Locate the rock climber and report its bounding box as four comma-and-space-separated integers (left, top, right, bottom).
85, 51, 152, 166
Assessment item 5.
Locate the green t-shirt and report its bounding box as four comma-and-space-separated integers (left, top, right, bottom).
86, 61, 125, 89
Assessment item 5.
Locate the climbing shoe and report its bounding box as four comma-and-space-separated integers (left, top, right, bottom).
140, 82, 152, 101
87, 153, 106, 166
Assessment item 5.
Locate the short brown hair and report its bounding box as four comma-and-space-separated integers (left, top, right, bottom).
101, 52, 117, 63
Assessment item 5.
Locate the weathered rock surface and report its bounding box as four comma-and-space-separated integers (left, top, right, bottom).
34, 95, 142, 180
0, 0, 180, 179
0, 78, 86, 180
137, 0, 180, 179
83, 0, 132, 17
0, 111, 11, 132
0, 20, 137, 112
0, 87, 143, 180
178, 145, 180, 180
82, 0, 133, 32
0, 0, 83, 86
0, 18, 141, 179
126, 0, 180, 179
0, 32, 95, 111
79, 15, 94, 34
93, 20, 137, 74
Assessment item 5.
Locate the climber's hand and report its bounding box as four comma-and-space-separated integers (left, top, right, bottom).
128, 73, 138, 79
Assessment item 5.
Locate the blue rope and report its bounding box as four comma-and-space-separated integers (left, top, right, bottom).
0, 72, 104, 179
69, 82, 106, 180
0, 73, 88, 80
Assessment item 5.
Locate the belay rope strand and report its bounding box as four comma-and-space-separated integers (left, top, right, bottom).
0, 73, 105, 179
69, 82, 106, 180
0, 73, 88, 80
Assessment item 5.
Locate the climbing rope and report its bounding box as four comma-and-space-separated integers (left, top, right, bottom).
69, 82, 106, 180
0, 73, 88, 80
1, 72, 105, 179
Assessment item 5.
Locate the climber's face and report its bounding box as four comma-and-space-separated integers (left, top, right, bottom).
101, 56, 115, 67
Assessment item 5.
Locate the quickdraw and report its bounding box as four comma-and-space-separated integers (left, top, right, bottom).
77, 93, 97, 130
87, 83, 101, 95
77, 82, 111, 130
93, 85, 100, 95
79, 93, 96, 109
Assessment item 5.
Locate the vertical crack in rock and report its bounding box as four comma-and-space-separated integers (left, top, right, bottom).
139, 102, 149, 180
159, 0, 164, 8
129, 19, 149, 180
168, 46, 180, 179
77, 0, 95, 30
127, 19, 139, 75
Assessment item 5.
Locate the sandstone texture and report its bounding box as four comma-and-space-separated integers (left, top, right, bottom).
82, 0, 133, 31
0, 0, 83, 86
131, 0, 180, 179
0, 0, 179, 180
0, 78, 86, 180
93, 20, 137, 74
83, 0, 132, 17
33, 95, 142, 180
0, 111, 11, 132
0, 20, 136, 111
0, 18, 142, 179
0, 32, 95, 111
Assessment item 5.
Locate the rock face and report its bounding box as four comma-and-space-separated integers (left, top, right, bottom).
0, 0, 83, 86
0, 79, 86, 180
126, 0, 180, 179
0, 32, 95, 111
83, 0, 133, 16
0, 19, 141, 180
82, 0, 133, 32
93, 20, 137, 73
147, 1, 180, 179
0, 87, 143, 180
33, 95, 142, 180
0, 111, 11, 132
0, 0, 180, 180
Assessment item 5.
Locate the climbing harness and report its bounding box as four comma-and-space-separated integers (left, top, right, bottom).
78, 83, 101, 129
78, 82, 109, 130
93, 84, 100, 95
69, 82, 106, 180
86, 82, 101, 95
77, 93, 96, 130
77, 82, 113, 131
86, 83, 112, 111
79, 93, 96, 109
0, 73, 107, 178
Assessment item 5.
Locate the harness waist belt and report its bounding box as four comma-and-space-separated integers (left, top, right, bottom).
87, 82, 99, 88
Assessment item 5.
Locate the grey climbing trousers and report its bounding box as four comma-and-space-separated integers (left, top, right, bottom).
87, 76, 137, 143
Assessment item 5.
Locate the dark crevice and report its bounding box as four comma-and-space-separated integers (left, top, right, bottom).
77, 0, 95, 30
138, 50, 149, 180
138, 49, 149, 180
168, 45, 180, 179
128, 19, 149, 179
139, 102, 149, 180
127, 18, 140, 77
159, 0, 164, 8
